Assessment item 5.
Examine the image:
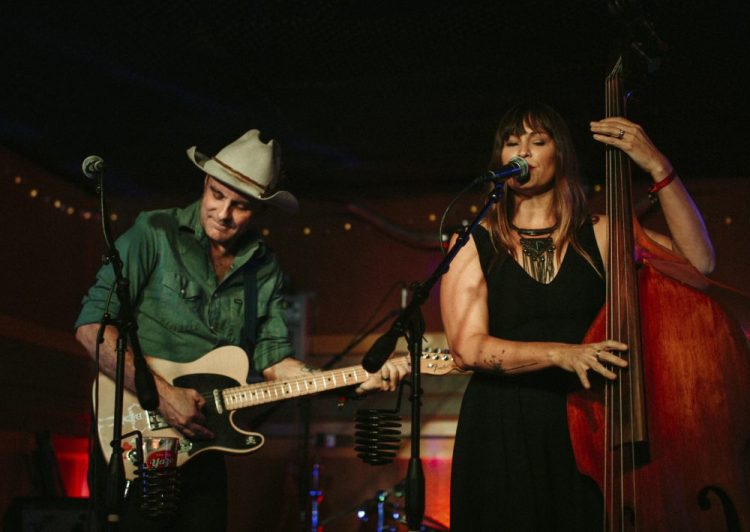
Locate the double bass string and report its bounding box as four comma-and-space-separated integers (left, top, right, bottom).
604, 56, 640, 529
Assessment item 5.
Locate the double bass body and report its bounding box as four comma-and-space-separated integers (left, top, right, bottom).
569, 258, 750, 530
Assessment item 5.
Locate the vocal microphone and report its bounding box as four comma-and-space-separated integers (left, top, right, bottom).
82, 155, 105, 179
475, 155, 530, 185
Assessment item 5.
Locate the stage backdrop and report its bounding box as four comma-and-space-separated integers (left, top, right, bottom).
1, 146, 747, 529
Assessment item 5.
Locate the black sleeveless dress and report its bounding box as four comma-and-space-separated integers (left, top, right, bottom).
450, 223, 605, 532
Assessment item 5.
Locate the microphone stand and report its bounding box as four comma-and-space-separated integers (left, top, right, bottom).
301, 308, 400, 531
362, 179, 509, 531
89, 166, 159, 529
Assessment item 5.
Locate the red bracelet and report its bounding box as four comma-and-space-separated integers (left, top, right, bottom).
648, 169, 677, 194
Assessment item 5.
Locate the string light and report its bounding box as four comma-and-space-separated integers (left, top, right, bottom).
25, 173, 739, 243
9, 174, 119, 222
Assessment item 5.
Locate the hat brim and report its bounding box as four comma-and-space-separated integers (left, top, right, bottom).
187, 146, 299, 213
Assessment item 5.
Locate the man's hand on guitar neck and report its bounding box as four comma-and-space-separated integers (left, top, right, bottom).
154, 376, 215, 440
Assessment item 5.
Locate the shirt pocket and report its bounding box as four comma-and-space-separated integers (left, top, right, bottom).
156, 271, 204, 332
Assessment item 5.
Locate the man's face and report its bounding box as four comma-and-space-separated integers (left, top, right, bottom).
200, 175, 256, 248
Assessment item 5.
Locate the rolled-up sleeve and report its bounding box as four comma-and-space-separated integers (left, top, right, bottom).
74, 213, 158, 329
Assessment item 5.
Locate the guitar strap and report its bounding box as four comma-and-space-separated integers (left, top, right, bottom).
242, 253, 267, 382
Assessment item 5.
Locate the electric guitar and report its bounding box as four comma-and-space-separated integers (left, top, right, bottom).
94, 346, 457, 479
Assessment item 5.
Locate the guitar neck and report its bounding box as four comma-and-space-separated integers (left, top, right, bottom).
221, 364, 371, 411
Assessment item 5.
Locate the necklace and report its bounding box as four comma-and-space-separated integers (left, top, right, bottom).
509, 222, 558, 236
511, 222, 558, 284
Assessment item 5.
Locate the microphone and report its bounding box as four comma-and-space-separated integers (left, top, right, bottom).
476, 155, 530, 185
362, 323, 402, 373
362, 284, 408, 373
354, 408, 402, 465
82, 155, 105, 178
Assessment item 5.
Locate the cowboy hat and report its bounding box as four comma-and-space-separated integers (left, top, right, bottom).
187, 129, 298, 212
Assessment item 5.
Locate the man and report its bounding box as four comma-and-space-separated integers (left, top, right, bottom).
75, 130, 408, 530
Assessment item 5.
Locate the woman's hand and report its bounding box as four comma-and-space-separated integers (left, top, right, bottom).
356, 355, 411, 395
590, 117, 673, 181
550, 339, 629, 389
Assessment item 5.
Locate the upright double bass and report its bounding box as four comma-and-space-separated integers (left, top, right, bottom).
567, 57, 750, 530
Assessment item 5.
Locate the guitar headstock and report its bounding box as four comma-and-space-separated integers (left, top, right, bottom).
419, 348, 460, 375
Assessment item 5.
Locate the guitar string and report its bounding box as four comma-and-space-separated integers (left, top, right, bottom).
188, 352, 450, 405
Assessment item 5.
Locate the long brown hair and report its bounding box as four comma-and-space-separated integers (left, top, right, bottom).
484, 102, 599, 274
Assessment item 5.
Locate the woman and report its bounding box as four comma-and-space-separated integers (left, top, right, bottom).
440, 102, 713, 531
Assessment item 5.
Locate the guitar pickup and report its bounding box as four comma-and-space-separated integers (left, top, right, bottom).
146, 411, 170, 431
213, 389, 224, 414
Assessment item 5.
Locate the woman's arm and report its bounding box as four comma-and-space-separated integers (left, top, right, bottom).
439, 233, 627, 388
591, 118, 715, 274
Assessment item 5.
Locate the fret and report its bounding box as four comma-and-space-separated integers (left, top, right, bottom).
220, 353, 450, 411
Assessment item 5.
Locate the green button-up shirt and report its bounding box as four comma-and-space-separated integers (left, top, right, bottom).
75, 201, 293, 373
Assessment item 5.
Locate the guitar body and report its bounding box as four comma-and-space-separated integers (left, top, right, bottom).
95, 346, 265, 479
94, 345, 457, 480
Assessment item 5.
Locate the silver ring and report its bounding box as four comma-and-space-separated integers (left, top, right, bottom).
617, 128, 625, 139
381, 374, 390, 381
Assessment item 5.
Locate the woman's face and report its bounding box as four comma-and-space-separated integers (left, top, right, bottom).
500, 121, 557, 192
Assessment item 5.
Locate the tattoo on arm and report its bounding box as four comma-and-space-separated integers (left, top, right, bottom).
484, 354, 540, 375
486, 354, 506, 375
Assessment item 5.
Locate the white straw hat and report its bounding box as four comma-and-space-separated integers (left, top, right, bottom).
187, 129, 298, 212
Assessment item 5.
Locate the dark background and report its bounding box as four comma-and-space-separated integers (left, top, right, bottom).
2, 1, 748, 201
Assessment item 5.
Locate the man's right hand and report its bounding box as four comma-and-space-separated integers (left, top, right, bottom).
156, 380, 215, 440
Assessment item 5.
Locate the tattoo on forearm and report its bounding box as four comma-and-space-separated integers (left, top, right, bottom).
486, 354, 506, 375
484, 354, 539, 375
